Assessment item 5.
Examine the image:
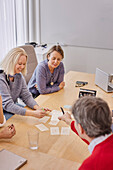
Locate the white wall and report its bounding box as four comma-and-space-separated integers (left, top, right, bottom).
40, 0, 113, 75
40, 0, 113, 50
39, 44, 113, 74
60, 45, 113, 74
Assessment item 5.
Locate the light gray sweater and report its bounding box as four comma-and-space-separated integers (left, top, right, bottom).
0, 72, 37, 115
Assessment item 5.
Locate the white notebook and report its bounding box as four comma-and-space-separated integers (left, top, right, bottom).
0, 149, 27, 170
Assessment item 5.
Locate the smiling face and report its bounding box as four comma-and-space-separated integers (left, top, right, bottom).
14, 55, 27, 74
48, 51, 63, 70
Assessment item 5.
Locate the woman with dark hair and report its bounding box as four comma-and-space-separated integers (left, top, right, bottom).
28, 45, 65, 98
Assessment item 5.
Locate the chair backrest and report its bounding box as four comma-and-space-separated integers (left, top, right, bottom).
19, 45, 38, 84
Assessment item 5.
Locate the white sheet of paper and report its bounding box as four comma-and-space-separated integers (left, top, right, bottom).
49, 110, 63, 116
48, 120, 59, 126
35, 124, 49, 131
61, 127, 70, 135
38, 116, 50, 123
50, 127, 60, 135
51, 110, 63, 121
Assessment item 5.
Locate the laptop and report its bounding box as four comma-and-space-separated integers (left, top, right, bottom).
0, 149, 27, 170
95, 68, 113, 92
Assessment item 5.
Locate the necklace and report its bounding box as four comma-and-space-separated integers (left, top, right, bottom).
50, 74, 54, 86
50, 82, 54, 85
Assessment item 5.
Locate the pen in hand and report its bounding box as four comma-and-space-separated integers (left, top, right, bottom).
60, 107, 65, 114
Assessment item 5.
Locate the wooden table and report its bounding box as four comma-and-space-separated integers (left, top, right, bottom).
0, 71, 113, 169
35, 71, 113, 110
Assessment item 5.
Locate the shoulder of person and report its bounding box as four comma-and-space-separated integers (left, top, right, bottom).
19, 73, 26, 81
15, 73, 25, 83
39, 59, 47, 67
18, 73, 27, 85
60, 62, 64, 66
57, 62, 64, 69
0, 70, 6, 80
37, 60, 48, 70
0, 71, 9, 86
15, 73, 23, 79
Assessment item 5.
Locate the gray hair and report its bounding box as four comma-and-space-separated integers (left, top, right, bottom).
0, 47, 28, 76
72, 96, 112, 137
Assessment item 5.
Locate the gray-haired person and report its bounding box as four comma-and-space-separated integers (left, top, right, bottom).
59, 96, 113, 170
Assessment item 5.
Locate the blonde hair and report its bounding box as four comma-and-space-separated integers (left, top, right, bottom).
0, 47, 28, 76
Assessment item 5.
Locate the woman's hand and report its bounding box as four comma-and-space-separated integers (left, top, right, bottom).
26, 107, 51, 118
0, 124, 16, 139
34, 107, 51, 118
33, 109, 47, 118
34, 105, 51, 112
59, 81, 65, 89
58, 112, 72, 126
41, 107, 51, 112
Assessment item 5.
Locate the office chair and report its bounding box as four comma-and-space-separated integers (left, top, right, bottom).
19, 45, 38, 84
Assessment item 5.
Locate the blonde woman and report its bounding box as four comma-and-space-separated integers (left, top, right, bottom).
28, 45, 65, 98
0, 48, 49, 120
0, 95, 16, 139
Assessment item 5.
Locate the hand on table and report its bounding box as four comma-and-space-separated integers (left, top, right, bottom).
0, 124, 16, 139
26, 105, 51, 118
36, 106, 51, 113
41, 107, 52, 112
34, 105, 51, 112
33, 107, 51, 118
33, 109, 47, 118
59, 81, 65, 89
